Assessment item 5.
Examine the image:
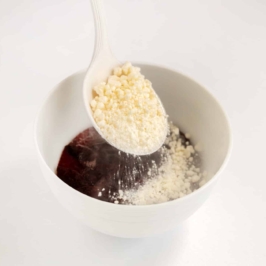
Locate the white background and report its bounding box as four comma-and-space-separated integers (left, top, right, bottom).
1, 0, 266, 265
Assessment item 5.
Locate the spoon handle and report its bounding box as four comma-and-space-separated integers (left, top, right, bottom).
90, 0, 112, 62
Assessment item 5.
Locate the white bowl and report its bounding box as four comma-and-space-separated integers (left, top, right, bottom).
34, 63, 231, 238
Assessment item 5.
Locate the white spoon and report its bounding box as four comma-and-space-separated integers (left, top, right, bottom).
83, 0, 167, 155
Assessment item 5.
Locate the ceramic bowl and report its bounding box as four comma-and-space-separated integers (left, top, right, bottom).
34, 63, 231, 238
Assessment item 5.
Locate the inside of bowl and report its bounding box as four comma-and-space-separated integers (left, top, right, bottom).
36, 71, 91, 171
140, 64, 231, 178
36, 65, 230, 180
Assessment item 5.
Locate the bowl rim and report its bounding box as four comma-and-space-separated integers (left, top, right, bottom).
34, 61, 233, 209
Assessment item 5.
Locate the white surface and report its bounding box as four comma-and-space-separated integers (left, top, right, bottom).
0, 0, 265, 264
35, 65, 230, 238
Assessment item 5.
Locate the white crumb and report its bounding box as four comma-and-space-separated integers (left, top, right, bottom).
112, 123, 206, 205
90, 62, 168, 154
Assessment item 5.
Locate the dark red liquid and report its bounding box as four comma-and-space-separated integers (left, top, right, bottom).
56, 127, 195, 204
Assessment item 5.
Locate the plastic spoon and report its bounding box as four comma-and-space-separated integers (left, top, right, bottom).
83, 0, 167, 155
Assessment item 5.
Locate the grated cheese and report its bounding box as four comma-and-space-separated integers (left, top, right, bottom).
113, 123, 207, 205
90, 62, 167, 154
